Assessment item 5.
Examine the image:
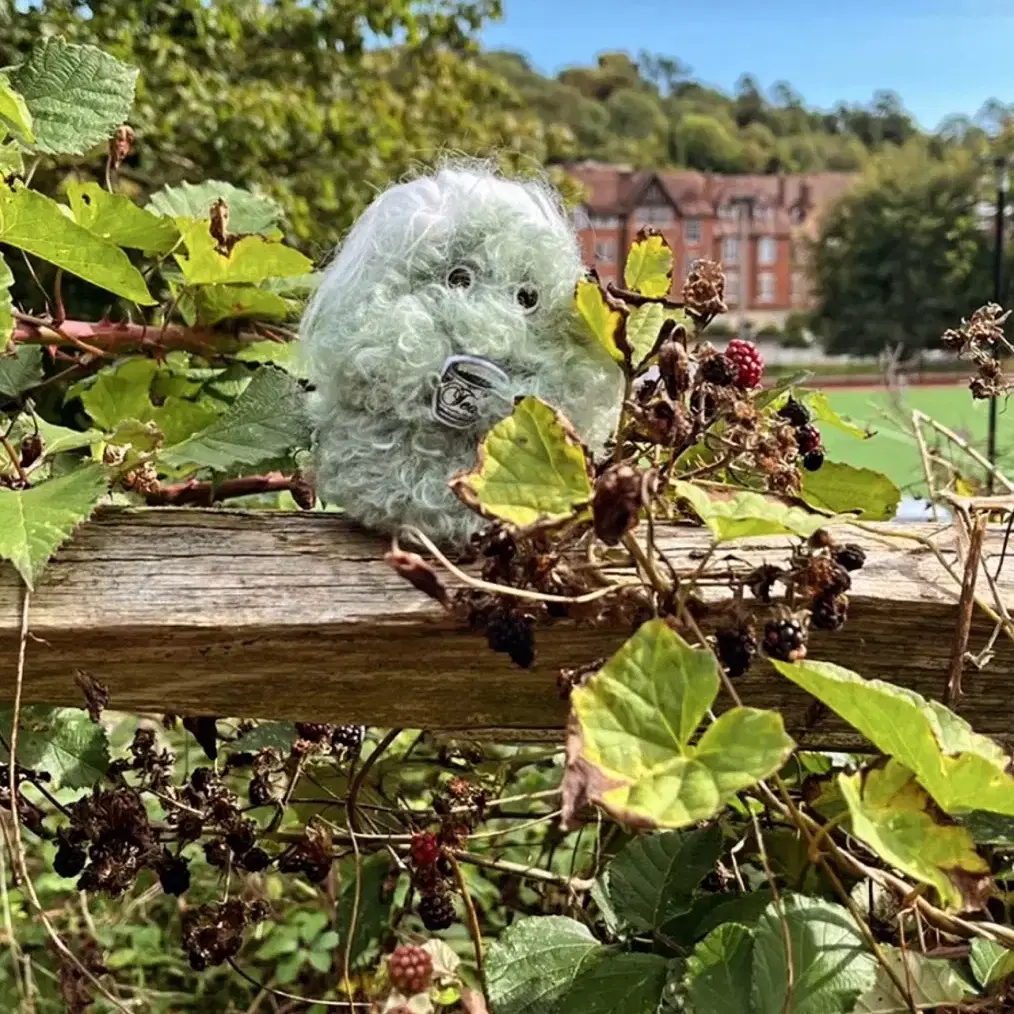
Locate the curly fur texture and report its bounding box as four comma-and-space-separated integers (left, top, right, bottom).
300, 163, 623, 545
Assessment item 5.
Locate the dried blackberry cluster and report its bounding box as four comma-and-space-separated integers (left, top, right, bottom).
278, 823, 334, 883
181, 898, 270, 971
943, 303, 1014, 399
293, 722, 363, 758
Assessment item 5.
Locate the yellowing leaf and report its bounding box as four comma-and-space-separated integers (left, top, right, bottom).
175, 219, 313, 286
450, 396, 593, 529
672, 480, 844, 541
624, 231, 673, 298
0, 250, 14, 346
840, 761, 990, 909
0, 184, 154, 305
565, 619, 795, 829
67, 182, 180, 255
193, 284, 291, 326
575, 277, 626, 365
0, 76, 33, 143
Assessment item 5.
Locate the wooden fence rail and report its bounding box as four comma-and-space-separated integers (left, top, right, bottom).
1, 509, 1012, 745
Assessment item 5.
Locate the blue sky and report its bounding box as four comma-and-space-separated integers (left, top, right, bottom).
481, 0, 1014, 131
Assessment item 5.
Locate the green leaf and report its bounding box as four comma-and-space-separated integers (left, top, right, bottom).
0, 76, 33, 142
450, 396, 593, 529
297, 910, 329, 945
0, 141, 23, 178
486, 916, 602, 1014
336, 853, 393, 971
235, 721, 296, 753
799, 460, 901, 521
567, 619, 794, 828
625, 303, 666, 368
959, 811, 1014, 845
0, 705, 109, 789
0, 346, 43, 399
1, 417, 102, 475
255, 930, 299, 961
662, 889, 774, 945
66, 182, 180, 256
683, 922, 755, 1014
159, 366, 310, 471
306, 949, 332, 974
150, 397, 220, 448
575, 277, 626, 365
0, 463, 108, 589
146, 180, 284, 236
234, 339, 308, 377
623, 232, 673, 298
192, 284, 291, 326
605, 825, 723, 931
771, 658, 1014, 816
971, 939, 1014, 988
0, 185, 154, 305
78, 358, 159, 431
9, 37, 137, 155
672, 480, 842, 541
564, 953, 669, 1014
0, 250, 14, 346
751, 895, 876, 1014
803, 391, 873, 440
839, 761, 990, 909
175, 219, 312, 286
853, 946, 974, 1013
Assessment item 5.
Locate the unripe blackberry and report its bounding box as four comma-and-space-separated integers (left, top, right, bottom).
763, 618, 807, 662
834, 543, 866, 572
795, 424, 821, 455
389, 943, 433, 994
777, 397, 811, 428
811, 593, 848, 631
699, 353, 737, 387
725, 339, 764, 388
803, 450, 824, 471
410, 832, 441, 868
418, 892, 455, 931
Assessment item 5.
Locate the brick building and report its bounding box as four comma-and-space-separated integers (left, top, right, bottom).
565, 162, 857, 331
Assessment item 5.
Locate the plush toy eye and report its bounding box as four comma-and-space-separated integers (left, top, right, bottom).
446, 265, 474, 289
516, 284, 539, 312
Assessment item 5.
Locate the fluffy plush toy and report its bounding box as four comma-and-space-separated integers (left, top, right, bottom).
300, 163, 623, 545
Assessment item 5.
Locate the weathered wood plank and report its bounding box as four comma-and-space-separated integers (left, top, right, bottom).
1, 509, 1012, 744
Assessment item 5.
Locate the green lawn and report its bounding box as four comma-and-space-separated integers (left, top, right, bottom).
821, 385, 1014, 495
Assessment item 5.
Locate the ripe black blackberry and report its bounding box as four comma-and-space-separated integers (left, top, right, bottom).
795, 424, 821, 455
763, 618, 807, 662
803, 450, 824, 471
834, 543, 867, 572
294, 723, 332, 743
699, 353, 738, 387
811, 593, 848, 631
777, 397, 811, 428
157, 853, 191, 896
715, 626, 757, 679
332, 725, 364, 752
389, 943, 434, 994
418, 892, 455, 931
203, 839, 230, 869
54, 842, 86, 878
485, 606, 536, 669
239, 847, 271, 873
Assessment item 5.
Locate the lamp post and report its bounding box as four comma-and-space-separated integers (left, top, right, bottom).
987, 154, 1008, 492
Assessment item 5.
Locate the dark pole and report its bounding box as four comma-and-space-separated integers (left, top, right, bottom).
988, 155, 1007, 493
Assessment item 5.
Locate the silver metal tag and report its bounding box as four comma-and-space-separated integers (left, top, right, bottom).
432, 355, 510, 429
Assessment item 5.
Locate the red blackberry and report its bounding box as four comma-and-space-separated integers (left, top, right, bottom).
54, 842, 86, 878
418, 892, 455, 931
725, 339, 764, 388
410, 832, 441, 868
777, 397, 811, 428
699, 353, 738, 387
157, 853, 191, 896
834, 543, 866, 572
811, 593, 848, 631
389, 943, 434, 995
715, 626, 757, 678
795, 424, 821, 455
763, 618, 807, 662
802, 450, 824, 471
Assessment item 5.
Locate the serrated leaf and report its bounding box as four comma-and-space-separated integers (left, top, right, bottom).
0, 250, 13, 347
625, 302, 666, 368
751, 895, 876, 1014
803, 391, 873, 440
683, 922, 754, 1014
839, 760, 990, 909
67, 182, 180, 255
146, 181, 283, 236
1, 417, 102, 477
450, 396, 593, 529
234, 339, 308, 378
0, 75, 33, 142
486, 916, 602, 1014
9, 38, 136, 155
799, 460, 900, 521
0, 345, 43, 398
971, 939, 1014, 988
0, 141, 23, 177
624, 232, 673, 298
565, 619, 794, 829
564, 952, 669, 1014
0, 185, 154, 305
159, 366, 310, 471
853, 946, 974, 1013
175, 220, 311, 286
575, 277, 626, 365
78, 357, 159, 431
605, 825, 723, 932
0, 463, 107, 588
149, 397, 220, 448
0, 705, 109, 789
672, 480, 843, 541
661, 889, 775, 945
772, 658, 1014, 816
193, 284, 291, 326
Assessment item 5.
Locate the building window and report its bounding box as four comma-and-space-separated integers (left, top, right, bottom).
725, 270, 740, 305
636, 204, 674, 227
589, 213, 620, 230
758, 272, 776, 304
594, 239, 616, 264
754, 205, 773, 224
722, 236, 740, 264
684, 217, 701, 244
758, 236, 777, 266
718, 202, 736, 220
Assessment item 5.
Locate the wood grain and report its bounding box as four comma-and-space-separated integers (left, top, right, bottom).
1, 509, 1012, 744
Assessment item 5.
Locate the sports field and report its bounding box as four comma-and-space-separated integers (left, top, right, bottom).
821, 383, 1013, 494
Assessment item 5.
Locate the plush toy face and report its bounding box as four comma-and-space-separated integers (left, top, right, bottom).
300, 166, 622, 544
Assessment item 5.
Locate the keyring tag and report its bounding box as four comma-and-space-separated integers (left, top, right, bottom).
432, 355, 510, 429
